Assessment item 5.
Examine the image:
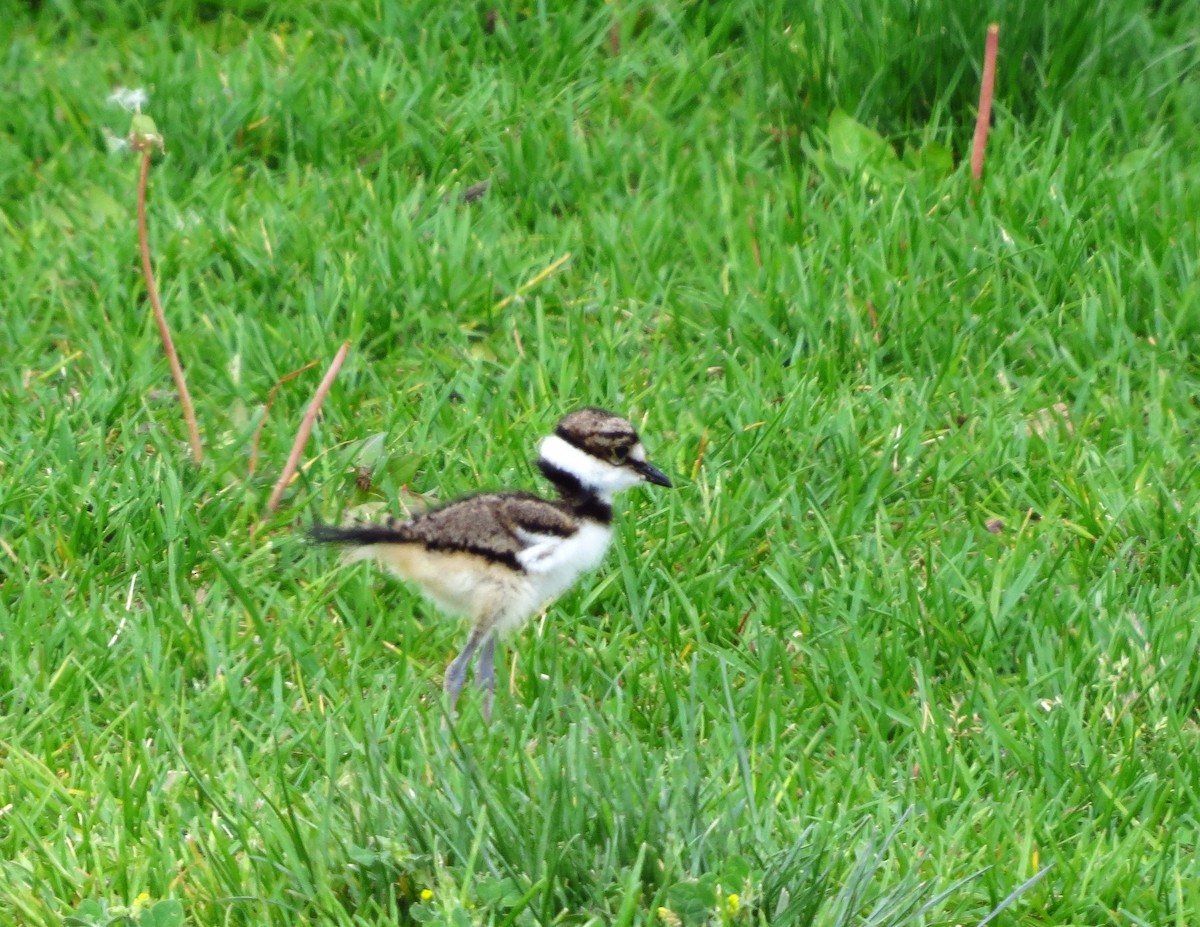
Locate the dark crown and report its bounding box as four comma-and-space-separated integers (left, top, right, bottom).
554, 408, 640, 463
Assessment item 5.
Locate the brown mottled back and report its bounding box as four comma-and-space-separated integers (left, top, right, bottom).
396, 492, 577, 558
313, 492, 580, 571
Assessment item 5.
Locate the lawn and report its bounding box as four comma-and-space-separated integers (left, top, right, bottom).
2, 1, 1199, 925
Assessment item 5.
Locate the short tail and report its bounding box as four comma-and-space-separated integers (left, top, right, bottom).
309, 522, 408, 546
310, 520, 412, 567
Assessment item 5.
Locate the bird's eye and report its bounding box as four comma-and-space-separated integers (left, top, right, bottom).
611, 444, 631, 463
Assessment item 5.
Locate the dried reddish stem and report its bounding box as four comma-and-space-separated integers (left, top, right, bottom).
691, 427, 709, 481
971, 23, 999, 184
265, 340, 351, 514
248, 358, 321, 476
138, 150, 203, 463
734, 607, 752, 641
746, 213, 761, 268
866, 300, 881, 343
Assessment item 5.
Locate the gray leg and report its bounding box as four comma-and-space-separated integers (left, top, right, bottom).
444, 625, 488, 715
476, 632, 498, 722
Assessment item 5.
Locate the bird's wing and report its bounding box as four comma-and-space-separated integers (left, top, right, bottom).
493, 493, 579, 541
399, 492, 577, 564
492, 494, 590, 572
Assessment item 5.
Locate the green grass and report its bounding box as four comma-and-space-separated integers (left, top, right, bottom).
2, 1, 1199, 924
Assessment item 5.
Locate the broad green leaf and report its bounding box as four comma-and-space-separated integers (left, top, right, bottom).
826, 108, 910, 185
355, 432, 388, 468
721, 854, 752, 890
664, 880, 718, 922
139, 900, 184, 927
63, 900, 108, 927
904, 141, 955, 177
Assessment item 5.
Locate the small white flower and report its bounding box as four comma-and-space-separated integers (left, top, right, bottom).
102, 127, 130, 154
107, 86, 149, 112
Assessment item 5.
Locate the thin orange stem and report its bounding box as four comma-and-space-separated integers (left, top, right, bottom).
265, 340, 351, 514
138, 150, 203, 463
248, 359, 321, 476
971, 24, 1000, 185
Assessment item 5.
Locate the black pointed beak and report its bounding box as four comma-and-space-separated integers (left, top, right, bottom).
634, 459, 673, 487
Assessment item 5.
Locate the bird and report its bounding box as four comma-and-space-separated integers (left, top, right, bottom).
311, 407, 672, 720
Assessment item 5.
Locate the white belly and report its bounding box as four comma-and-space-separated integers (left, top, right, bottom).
365, 522, 615, 636
518, 521, 614, 608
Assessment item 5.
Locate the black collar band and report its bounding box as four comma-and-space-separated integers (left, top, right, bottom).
536, 459, 613, 524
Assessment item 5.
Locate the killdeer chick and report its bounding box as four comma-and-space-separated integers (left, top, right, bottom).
311, 408, 672, 720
